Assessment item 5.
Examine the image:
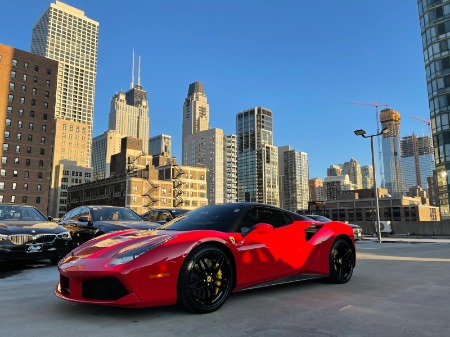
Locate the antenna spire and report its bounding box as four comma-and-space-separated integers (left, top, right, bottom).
138, 55, 141, 86
131, 49, 135, 89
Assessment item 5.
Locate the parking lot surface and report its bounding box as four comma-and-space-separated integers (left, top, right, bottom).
1, 240, 450, 337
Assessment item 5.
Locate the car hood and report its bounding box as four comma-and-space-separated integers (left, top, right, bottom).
67, 229, 177, 260
94, 221, 159, 230
0, 221, 67, 235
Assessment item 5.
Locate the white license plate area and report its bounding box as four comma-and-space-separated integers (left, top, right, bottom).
26, 244, 43, 253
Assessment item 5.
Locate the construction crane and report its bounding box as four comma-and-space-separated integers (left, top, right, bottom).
411, 116, 432, 138
351, 101, 389, 186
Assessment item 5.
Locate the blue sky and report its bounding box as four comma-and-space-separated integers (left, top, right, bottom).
0, 0, 429, 180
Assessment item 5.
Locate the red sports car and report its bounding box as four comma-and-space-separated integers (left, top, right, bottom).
55, 202, 355, 313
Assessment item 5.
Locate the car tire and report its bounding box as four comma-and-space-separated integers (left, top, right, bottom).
328, 238, 354, 284
178, 245, 233, 314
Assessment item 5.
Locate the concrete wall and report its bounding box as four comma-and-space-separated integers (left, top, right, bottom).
355, 220, 450, 236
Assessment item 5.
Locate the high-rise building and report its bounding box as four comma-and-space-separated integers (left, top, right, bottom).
361, 165, 374, 189
236, 107, 279, 206
183, 128, 224, 205
91, 130, 124, 180
182, 81, 209, 162
31, 0, 99, 167
342, 158, 363, 189
380, 108, 404, 196
223, 134, 238, 203
278, 146, 309, 212
401, 134, 435, 193
417, 1, 450, 217
327, 165, 342, 177
323, 175, 354, 201
0, 44, 58, 214
309, 178, 325, 202
109, 55, 149, 155
149, 134, 171, 158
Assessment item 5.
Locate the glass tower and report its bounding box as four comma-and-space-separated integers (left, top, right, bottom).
418, 0, 450, 218
236, 107, 279, 206
380, 108, 404, 196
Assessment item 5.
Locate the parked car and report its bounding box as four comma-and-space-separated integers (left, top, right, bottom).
58, 206, 158, 246
0, 204, 72, 264
304, 214, 363, 240
55, 202, 355, 313
141, 208, 190, 224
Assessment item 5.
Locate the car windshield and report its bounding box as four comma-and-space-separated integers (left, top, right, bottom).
0, 205, 47, 221
91, 207, 143, 221
171, 209, 190, 217
158, 204, 246, 232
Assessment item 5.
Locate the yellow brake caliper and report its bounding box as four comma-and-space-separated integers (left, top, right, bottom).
214, 262, 222, 295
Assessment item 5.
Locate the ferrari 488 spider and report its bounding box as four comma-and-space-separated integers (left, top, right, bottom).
55, 202, 355, 313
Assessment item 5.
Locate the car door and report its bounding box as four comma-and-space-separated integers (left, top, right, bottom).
234, 206, 301, 287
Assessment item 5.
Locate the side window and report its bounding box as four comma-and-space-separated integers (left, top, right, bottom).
61, 209, 74, 221
79, 207, 90, 220
257, 207, 288, 228
147, 211, 158, 221
238, 208, 260, 234
69, 207, 82, 221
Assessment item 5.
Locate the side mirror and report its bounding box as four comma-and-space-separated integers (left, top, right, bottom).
47, 216, 53, 222
78, 216, 92, 225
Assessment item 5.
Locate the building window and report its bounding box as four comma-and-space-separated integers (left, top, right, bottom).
24, 171, 29, 178
0, 182, 4, 190
47, 68, 51, 75
7, 106, 12, 114
24, 62, 28, 70
36, 197, 41, 204
0, 196, 3, 203
17, 133, 22, 140
33, 76, 37, 83
23, 183, 28, 191
37, 172, 42, 179
30, 110, 35, 118
39, 160, 43, 168
0, 169, 5, 177
42, 125, 47, 132
26, 146, 31, 154
28, 135, 33, 141
15, 145, 20, 153
40, 148, 44, 155
11, 71, 16, 78
18, 121, 23, 128
41, 137, 46, 144
20, 97, 25, 104
19, 109, 24, 116
44, 102, 48, 109
13, 170, 18, 177
9, 82, 15, 90
23, 74, 27, 81
12, 59, 17, 67
14, 158, 19, 165
10, 196, 15, 203
2, 144, 8, 151
12, 183, 17, 190
45, 91, 49, 98
34, 65, 39, 72
22, 196, 27, 203
5, 119, 11, 126
31, 99, 36, 106
26, 158, 30, 166
43, 113, 47, 120
46, 80, 50, 88
21, 85, 26, 93
8, 94, 13, 102
29, 123, 33, 130
37, 184, 42, 192
32, 88, 37, 95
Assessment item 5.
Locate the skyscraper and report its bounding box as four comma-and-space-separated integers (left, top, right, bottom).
236, 107, 279, 206
278, 146, 309, 212
401, 134, 435, 193
380, 108, 404, 196
182, 81, 209, 163
31, 0, 99, 167
223, 134, 238, 203
361, 165, 374, 189
91, 130, 124, 180
149, 134, 172, 158
342, 158, 363, 189
418, 1, 450, 217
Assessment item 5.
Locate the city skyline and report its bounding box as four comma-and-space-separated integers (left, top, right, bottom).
0, 1, 430, 179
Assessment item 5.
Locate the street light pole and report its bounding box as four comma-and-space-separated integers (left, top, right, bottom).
354, 127, 390, 243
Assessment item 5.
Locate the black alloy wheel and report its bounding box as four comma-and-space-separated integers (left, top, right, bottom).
178, 245, 234, 314
328, 238, 354, 284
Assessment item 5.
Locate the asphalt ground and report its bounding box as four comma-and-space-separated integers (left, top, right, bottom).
1, 239, 450, 337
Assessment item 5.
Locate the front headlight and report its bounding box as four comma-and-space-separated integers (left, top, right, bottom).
0, 234, 9, 241
108, 235, 172, 266
56, 231, 71, 239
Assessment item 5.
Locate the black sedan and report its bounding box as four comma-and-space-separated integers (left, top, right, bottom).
304, 214, 363, 240
0, 204, 72, 264
141, 207, 190, 224
58, 206, 159, 246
